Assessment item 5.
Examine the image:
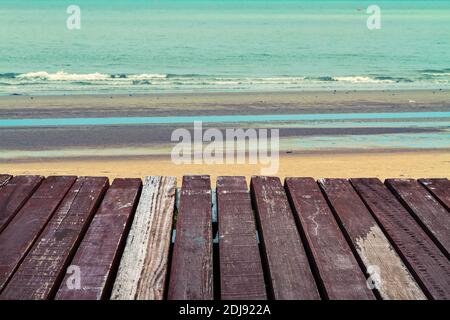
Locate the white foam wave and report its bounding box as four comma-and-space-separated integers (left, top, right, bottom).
16, 71, 110, 81
333, 76, 394, 84
128, 73, 167, 80
15, 71, 170, 82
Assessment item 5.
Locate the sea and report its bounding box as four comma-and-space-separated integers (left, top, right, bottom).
0, 0, 449, 95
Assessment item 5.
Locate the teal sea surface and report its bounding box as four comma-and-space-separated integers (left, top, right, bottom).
1, 0, 450, 95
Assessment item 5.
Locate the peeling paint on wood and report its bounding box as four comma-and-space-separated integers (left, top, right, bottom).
286, 177, 375, 300
0, 177, 108, 300
351, 178, 450, 300
419, 178, 450, 212
355, 225, 426, 300
0, 173, 447, 301
319, 178, 426, 300
111, 176, 176, 300
0, 175, 12, 188
55, 178, 141, 300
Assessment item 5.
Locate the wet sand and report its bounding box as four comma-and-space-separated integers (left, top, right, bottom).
1, 89, 450, 119
1, 90, 449, 181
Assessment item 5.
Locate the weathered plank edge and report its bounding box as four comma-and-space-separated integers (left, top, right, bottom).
250, 176, 320, 300
111, 176, 176, 300
0, 175, 12, 188
285, 177, 375, 300
318, 178, 426, 300
0, 175, 44, 234
419, 178, 450, 212
386, 179, 450, 259
167, 175, 213, 300
350, 178, 450, 300
0, 176, 77, 294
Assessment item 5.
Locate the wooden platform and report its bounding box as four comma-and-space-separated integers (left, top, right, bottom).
0, 174, 448, 300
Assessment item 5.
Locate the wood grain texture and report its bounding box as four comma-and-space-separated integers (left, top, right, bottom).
386, 179, 450, 258
351, 178, 450, 300
0, 175, 12, 188
217, 176, 267, 300
285, 177, 375, 300
250, 176, 319, 300
111, 176, 176, 300
55, 178, 142, 300
168, 175, 213, 300
319, 178, 426, 300
0, 177, 108, 300
0, 176, 76, 293
419, 178, 450, 212
0, 175, 43, 233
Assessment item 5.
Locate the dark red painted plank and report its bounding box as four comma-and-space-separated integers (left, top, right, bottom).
217, 176, 266, 300
0, 175, 12, 187
0, 176, 76, 293
285, 177, 375, 300
168, 175, 213, 300
351, 178, 450, 300
0, 177, 109, 300
419, 178, 450, 212
386, 179, 449, 258
55, 178, 141, 300
0, 175, 44, 233
250, 176, 319, 300
319, 179, 426, 300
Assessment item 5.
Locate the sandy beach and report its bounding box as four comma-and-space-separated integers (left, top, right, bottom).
1, 90, 449, 183
1, 150, 449, 186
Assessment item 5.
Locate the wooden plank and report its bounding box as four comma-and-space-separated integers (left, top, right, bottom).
111, 176, 176, 300
386, 179, 450, 258
0, 176, 76, 292
55, 178, 142, 300
285, 177, 375, 300
319, 178, 426, 300
0, 175, 44, 233
351, 178, 450, 300
167, 175, 213, 300
419, 178, 450, 212
217, 176, 267, 300
0, 175, 12, 187
0, 177, 108, 300
250, 176, 319, 300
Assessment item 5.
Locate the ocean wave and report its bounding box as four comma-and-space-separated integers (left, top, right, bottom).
303, 76, 403, 83
0, 73, 18, 79
2, 72, 434, 85
333, 76, 395, 84
16, 71, 111, 81
1, 71, 449, 95
12, 71, 171, 82
128, 73, 167, 80
420, 68, 450, 75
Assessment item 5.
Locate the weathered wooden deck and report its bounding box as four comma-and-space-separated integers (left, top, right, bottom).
0, 174, 448, 300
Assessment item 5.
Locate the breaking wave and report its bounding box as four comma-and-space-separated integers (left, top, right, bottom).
0, 71, 448, 95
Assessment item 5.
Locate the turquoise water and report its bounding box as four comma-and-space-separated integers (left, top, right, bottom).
1, 0, 450, 95
1, 112, 450, 127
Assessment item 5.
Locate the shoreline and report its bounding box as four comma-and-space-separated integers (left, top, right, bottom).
1, 90, 448, 182
1, 89, 449, 119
